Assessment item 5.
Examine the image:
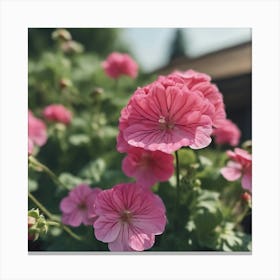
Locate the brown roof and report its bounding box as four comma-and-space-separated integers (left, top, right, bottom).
156, 42, 252, 80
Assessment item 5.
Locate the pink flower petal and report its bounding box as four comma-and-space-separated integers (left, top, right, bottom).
241, 170, 252, 191
108, 223, 133, 251
28, 110, 47, 147
62, 210, 83, 227
220, 162, 242, 181
60, 197, 77, 213
94, 217, 121, 242
128, 229, 155, 251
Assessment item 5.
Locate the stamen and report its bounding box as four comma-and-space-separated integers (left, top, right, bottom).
158, 116, 174, 130
120, 210, 133, 223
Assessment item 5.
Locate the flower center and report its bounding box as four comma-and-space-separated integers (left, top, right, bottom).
139, 153, 152, 168
120, 210, 133, 223
78, 202, 87, 211
158, 116, 174, 130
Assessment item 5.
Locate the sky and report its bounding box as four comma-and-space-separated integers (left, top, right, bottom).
121, 28, 251, 72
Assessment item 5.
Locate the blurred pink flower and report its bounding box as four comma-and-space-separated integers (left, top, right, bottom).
102, 52, 138, 79
117, 79, 213, 154
28, 110, 47, 154
28, 138, 34, 156
220, 148, 252, 191
212, 119, 241, 146
60, 184, 102, 227
122, 147, 174, 188
161, 70, 226, 127
43, 104, 72, 125
93, 183, 166, 251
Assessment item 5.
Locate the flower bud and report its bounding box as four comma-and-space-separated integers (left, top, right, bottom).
52, 29, 72, 41
61, 40, 84, 54
241, 140, 252, 153
193, 179, 201, 188
28, 209, 48, 241
59, 78, 72, 89
241, 192, 252, 206
91, 87, 104, 97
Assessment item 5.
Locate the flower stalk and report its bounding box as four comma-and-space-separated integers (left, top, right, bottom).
174, 150, 180, 230
28, 156, 68, 190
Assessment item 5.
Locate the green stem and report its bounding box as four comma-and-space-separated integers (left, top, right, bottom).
175, 150, 180, 202
29, 156, 68, 190
61, 225, 83, 241
174, 150, 180, 230
115, 78, 119, 91
28, 192, 82, 241
47, 220, 60, 227
234, 205, 250, 228
28, 192, 53, 219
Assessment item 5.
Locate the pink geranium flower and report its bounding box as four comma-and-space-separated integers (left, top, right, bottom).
220, 148, 252, 191
212, 119, 241, 146
122, 147, 174, 188
161, 70, 226, 127
102, 52, 138, 79
60, 184, 102, 227
117, 79, 213, 154
28, 110, 47, 154
93, 183, 166, 251
43, 104, 72, 125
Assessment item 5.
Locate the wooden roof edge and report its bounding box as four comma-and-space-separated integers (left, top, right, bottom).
153, 40, 252, 74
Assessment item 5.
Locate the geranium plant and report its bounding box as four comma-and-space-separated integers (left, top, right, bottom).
28, 29, 252, 252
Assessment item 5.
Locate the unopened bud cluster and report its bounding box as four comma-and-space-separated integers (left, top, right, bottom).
28, 209, 48, 241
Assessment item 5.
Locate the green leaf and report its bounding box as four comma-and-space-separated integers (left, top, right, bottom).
217, 223, 252, 251
69, 134, 90, 146
189, 190, 224, 248
58, 173, 90, 190
78, 158, 106, 183
198, 155, 213, 167
96, 126, 118, 139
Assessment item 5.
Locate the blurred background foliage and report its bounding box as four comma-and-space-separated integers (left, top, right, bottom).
28, 28, 251, 252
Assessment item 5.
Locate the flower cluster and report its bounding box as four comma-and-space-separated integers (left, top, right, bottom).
29, 42, 251, 252
60, 183, 167, 251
